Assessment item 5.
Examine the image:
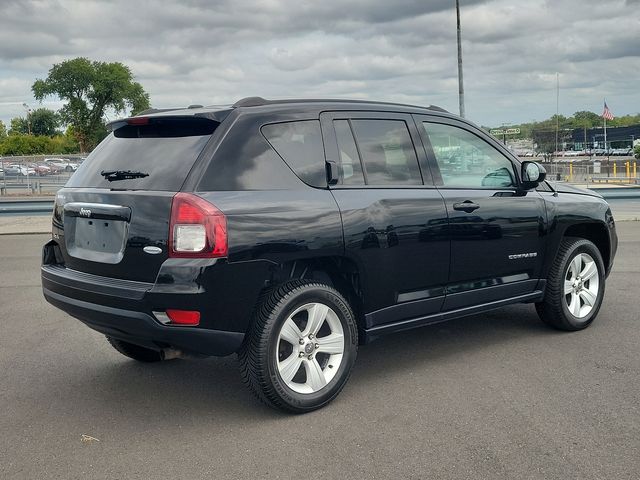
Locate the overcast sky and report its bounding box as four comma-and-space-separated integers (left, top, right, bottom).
1, 0, 639, 128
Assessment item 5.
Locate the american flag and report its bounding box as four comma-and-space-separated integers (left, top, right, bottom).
602, 101, 614, 121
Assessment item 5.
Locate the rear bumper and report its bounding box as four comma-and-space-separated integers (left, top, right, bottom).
43, 287, 244, 356
41, 235, 274, 355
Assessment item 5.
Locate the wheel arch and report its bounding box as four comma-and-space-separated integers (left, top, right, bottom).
265, 256, 366, 335
561, 222, 611, 274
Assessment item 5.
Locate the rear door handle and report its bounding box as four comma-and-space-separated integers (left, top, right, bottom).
453, 201, 480, 213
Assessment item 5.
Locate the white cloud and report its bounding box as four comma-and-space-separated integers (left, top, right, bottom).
0, 0, 638, 127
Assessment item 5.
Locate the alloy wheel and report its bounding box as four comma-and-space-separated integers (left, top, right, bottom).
275, 302, 345, 394
564, 252, 600, 319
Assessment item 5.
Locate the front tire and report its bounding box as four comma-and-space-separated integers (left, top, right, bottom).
239, 280, 358, 413
536, 238, 606, 331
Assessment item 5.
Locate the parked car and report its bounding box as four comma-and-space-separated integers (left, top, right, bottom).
32, 164, 52, 175
44, 158, 78, 172
42, 97, 618, 413
18, 166, 36, 176
3, 165, 21, 175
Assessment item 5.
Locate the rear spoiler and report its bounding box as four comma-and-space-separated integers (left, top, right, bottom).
107, 109, 232, 132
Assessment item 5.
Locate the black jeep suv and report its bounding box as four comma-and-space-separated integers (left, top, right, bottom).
42, 97, 617, 412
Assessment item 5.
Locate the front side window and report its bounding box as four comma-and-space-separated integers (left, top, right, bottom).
262, 120, 326, 187
422, 122, 516, 189
350, 119, 422, 186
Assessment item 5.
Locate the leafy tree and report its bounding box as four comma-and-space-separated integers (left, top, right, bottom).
0, 133, 79, 156
8, 109, 60, 136
634, 144, 640, 160
9, 117, 29, 135
571, 111, 601, 128
0, 120, 6, 138
32, 57, 150, 152
29, 108, 60, 136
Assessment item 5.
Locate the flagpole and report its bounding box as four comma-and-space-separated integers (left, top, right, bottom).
604, 116, 607, 153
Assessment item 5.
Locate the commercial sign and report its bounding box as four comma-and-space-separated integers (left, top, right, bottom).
490, 128, 521, 136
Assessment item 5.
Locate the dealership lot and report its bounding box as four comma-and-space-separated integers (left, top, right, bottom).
1, 226, 638, 479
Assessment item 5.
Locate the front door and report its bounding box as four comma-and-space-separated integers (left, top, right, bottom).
415, 116, 547, 311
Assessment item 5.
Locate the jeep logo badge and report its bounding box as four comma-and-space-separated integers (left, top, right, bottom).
79, 208, 92, 217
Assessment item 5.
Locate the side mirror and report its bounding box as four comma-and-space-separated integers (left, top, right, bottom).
521, 161, 546, 190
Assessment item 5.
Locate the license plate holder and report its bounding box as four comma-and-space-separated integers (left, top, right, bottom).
65, 217, 128, 264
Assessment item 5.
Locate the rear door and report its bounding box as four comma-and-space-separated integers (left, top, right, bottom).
414, 115, 547, 311
53, 116, 221, 282
321, 111, 449, 328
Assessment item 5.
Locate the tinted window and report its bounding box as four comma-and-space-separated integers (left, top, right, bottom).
262, 120, 326, 187
67, 117, 217, 191
350, 119, 422, 185
333, 120, 365, 185
422, 122, 516, 189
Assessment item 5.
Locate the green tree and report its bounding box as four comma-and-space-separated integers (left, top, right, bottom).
634, 144, 640, 160
9, 117, 29, 135
32, 57, 150, 152
571, 111, 601, 128
0, 133, 79, 156
29, 108, 60, 136
0, 120, 6, 138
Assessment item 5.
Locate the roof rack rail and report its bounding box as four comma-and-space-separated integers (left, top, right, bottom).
230, 96, 450, 114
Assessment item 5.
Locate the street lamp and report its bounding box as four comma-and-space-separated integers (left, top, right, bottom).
22, 102, 32, 135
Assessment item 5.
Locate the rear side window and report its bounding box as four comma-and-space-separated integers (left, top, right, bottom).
66, 117, 218, 191
261, 120, 326, 187
333, 120, 365, 185
350, 119, 422, 185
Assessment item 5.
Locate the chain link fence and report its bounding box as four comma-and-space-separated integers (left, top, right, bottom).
541, 159, 639, 185
1, 154, 78, 196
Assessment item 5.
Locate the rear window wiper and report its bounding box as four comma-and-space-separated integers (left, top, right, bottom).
100, 170, 149, 182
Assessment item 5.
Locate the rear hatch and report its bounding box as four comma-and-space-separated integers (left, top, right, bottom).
53, 115, 223, 282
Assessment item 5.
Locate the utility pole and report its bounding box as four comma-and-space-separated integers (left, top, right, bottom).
554, 73, 559, 169
456, 0, 465, 118
22, 102, 32, 135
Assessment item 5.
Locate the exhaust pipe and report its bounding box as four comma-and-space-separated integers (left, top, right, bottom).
160, 348, 186, 360
160, 348, 206, 360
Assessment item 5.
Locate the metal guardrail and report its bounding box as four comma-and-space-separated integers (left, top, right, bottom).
0, 175, 70, 196
0, 187, 638, 217
0, 200, 54, 216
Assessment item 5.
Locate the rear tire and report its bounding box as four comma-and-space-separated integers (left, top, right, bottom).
239, 280, 358, 413
106, 336, 162, 362
536, 238, 605, 331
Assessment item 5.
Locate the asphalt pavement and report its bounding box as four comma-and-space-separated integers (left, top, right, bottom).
0, 226, 639, 479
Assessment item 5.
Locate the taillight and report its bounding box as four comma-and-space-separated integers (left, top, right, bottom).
169, 193, 227, 258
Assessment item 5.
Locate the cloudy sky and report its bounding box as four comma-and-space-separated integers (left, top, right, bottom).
1, 0, 639, 128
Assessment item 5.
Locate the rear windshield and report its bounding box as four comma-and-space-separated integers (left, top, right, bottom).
66, 117, 217, 191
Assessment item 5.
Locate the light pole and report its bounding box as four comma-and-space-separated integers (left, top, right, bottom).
22, 103, 32, 135
456, 0, 465, 118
